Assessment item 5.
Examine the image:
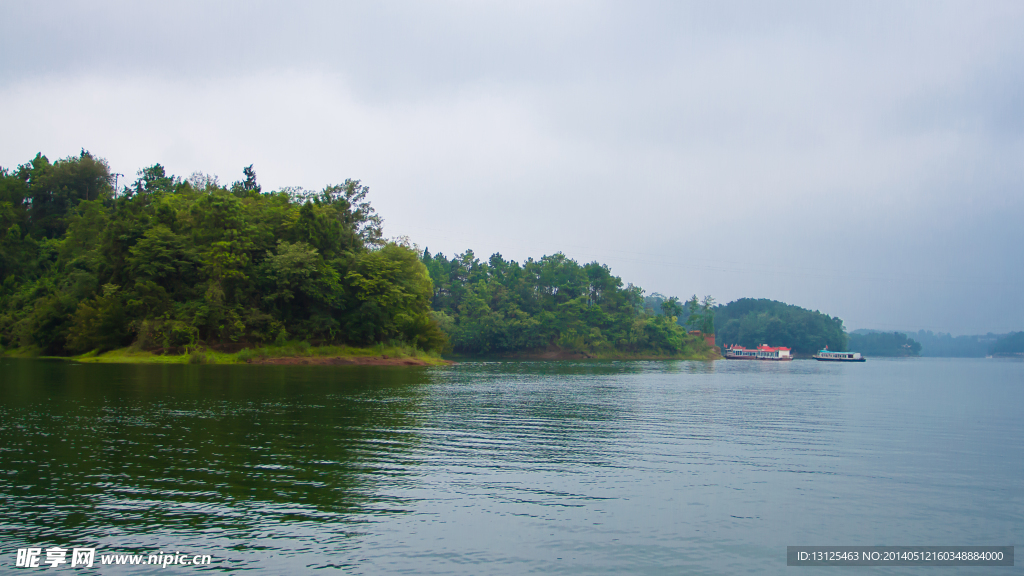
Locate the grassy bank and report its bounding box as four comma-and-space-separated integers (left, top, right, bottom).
1, 341, 451, 366
2, 342, 719, 365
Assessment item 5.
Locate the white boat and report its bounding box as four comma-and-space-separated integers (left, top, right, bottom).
813, 348, 865, 362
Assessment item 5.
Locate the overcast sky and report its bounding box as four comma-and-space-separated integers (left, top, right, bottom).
2, 1, 1022, 334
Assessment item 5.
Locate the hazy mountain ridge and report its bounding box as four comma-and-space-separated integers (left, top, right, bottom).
850, 329, 1009, 357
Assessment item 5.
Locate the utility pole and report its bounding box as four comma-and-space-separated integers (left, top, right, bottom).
111, 173, 123, 197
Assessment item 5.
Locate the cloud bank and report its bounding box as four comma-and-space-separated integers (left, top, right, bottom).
2, 1, 1022, 333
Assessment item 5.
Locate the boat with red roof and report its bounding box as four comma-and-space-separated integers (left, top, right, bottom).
723, 344, 793, 361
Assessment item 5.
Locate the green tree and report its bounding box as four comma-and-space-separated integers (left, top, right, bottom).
22, 151, 112, 239
67, 284, 129, 352
344, 243, 447, 350
420, 248, 703, 356
715, 298, 847, 354
0, 150, 451, 354
700, 295, 715, 334
686, 294, 701, 331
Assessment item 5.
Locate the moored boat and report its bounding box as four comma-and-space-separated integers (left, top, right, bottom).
813, 347, 866, 362
723, 344, 793, 361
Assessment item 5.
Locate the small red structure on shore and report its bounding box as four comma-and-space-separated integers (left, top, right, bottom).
689, 330, 716, 349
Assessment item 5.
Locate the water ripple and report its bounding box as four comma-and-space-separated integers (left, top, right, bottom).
0, 358, 1021, 574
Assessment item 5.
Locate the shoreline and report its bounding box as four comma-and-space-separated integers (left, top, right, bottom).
442, 347, 722, 362
2, 342, 721, 365
493, 352, 721, 361
0, 343, 453, 366
247, 355, 454, 366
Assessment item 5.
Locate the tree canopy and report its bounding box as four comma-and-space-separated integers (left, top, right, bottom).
714, 298, 847, 354
0, 151, 446, 355
420, 250, 711, 357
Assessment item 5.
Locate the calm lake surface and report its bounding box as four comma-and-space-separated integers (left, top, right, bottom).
0, 357, 1020, 574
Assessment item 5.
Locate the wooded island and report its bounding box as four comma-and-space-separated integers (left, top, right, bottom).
1, 151, 721, 363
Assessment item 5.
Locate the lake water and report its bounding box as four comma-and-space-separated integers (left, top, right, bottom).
0, 357, 1020, 574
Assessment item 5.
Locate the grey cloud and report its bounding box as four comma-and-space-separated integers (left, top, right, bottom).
1, 0, 1022, 334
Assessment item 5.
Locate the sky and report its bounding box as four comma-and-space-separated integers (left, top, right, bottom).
2, 1, 1022, 335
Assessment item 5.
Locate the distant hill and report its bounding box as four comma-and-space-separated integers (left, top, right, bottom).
990, 332, 1024, 357
848, 331, 921, 357
714, 298, 847, 355
850, 329, 1007, 357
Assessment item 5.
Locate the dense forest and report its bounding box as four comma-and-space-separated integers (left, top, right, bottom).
713, 298, 848, 355
420, 251, 713, 357
847, 331, 922, 356
0, 150, 713, 359
0, 151, 447, 355
990, 332, 1024, 356
23, 150, 1000, 363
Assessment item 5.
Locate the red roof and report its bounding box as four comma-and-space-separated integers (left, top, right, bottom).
727, 344, 791, 352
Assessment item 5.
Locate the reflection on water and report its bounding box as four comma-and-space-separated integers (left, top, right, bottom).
0, 361, 432, 572
0, 358, 1021, 574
